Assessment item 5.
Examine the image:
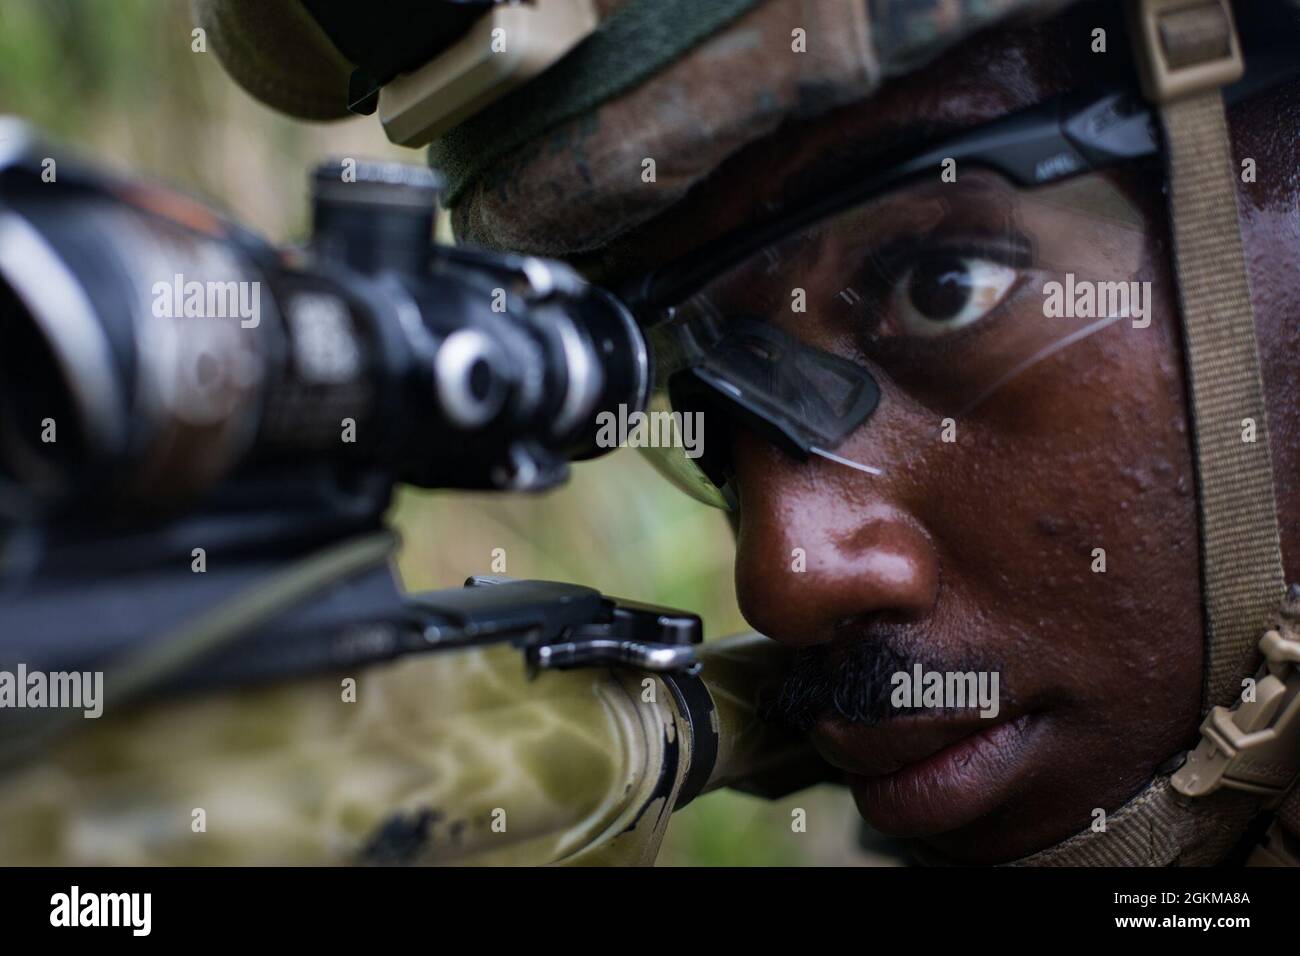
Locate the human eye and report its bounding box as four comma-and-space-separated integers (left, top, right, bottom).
889, 254, 1018, 338
869, 238, 1031, 343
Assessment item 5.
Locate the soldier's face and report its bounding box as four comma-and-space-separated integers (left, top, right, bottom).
596, 28, 1299, 863
724, 125, 1204, 860
727, 160, 1202, 864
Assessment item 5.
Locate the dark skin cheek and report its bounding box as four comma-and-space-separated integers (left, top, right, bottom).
729, 239, 1205, 862
922, 303, 1203, 861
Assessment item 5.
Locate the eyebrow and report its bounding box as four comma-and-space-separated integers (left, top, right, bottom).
620, 115, 1019, 311
623, 85, 1172, 313
576, 116, 989, 289
777, 118, 973, 210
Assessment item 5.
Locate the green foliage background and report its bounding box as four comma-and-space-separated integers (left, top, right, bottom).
0, 0, 868, 865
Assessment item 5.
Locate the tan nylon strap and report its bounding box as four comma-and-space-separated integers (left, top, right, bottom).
1245, 787, 1300, 865
1008, 5, 1290, 867
1280, 784, 1300, 835
1160, 89, 1286, 712
1007, 775, 1260, 867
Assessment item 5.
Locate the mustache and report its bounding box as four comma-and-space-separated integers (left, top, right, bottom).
762, 628, 1004, 731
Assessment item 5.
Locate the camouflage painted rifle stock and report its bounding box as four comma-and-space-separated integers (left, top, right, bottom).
0, 627, 822, 866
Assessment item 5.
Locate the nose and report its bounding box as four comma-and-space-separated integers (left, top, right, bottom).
731, 431, 941, 649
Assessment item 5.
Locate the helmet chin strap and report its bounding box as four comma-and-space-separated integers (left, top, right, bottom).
1007, 594, 1300, 867
1011, 0, 1300, 868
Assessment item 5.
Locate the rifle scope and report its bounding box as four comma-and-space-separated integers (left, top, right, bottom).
0, 120, 649, 519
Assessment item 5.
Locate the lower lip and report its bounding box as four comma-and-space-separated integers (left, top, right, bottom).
846, 713, 1039, 838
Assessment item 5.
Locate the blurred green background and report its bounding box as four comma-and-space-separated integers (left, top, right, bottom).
0, 0, 871, 865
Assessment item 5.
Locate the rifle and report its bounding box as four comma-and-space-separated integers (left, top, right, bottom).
0, 121, 826, 865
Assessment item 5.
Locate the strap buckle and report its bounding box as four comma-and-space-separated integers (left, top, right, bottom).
1129, 0, 1244, 104
1174, 586, 1300, 799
